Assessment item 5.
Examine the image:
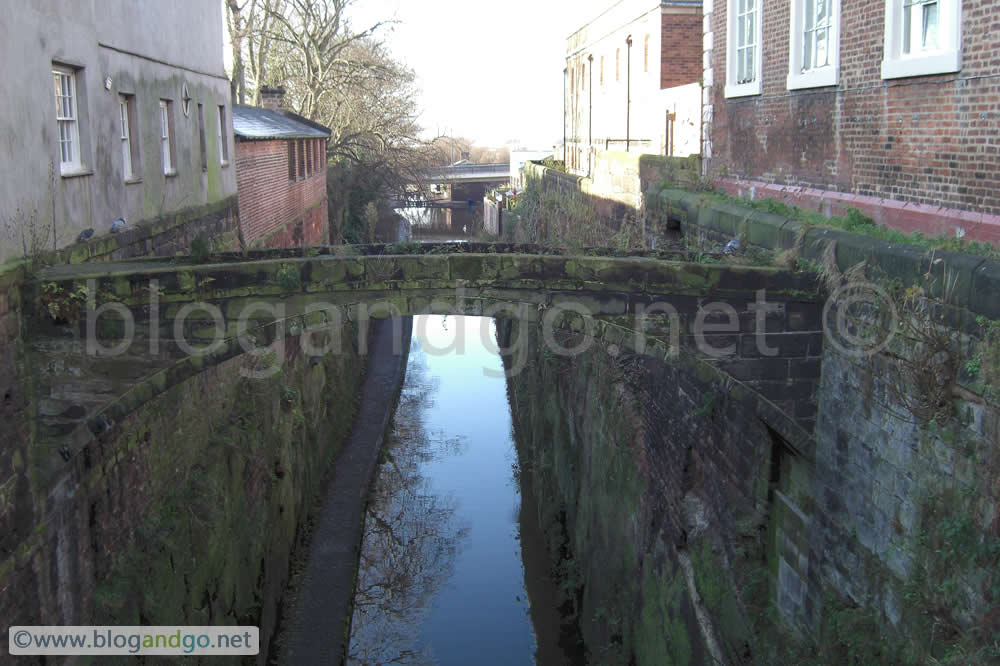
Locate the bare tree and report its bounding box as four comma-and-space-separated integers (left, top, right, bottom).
225, 0, 465, 241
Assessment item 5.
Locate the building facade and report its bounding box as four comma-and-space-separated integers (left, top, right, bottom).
233, 89, 331, 248
0, 1, 238, 264
703, 0, 1000, 243
565, 0, 703, 176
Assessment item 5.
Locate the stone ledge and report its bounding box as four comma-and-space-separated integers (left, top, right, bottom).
715, 177, 1000, 246
651, 188, 1000, 320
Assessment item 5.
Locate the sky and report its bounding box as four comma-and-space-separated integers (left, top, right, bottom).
347, 0, 618, 150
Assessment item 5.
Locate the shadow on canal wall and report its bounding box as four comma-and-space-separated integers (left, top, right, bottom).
0, 315, 371, 664
501, 316, 779, 665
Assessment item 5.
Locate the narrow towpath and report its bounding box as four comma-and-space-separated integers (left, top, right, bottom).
279, 317, 412, 665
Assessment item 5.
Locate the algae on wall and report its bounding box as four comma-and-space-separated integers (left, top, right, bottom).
497, 314, 842, 665
498, 318, 757, 665
84, 324, 367, 663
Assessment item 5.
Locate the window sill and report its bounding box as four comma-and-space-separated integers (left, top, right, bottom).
787, 66, 838, 90
60, 168, 94, 179
124, 177, 143, 185
881, 51, 961, 79
164, 169, 177, 178
724, 79, 762, 98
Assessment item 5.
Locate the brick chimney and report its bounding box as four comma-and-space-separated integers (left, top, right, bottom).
260, 86, 286, 111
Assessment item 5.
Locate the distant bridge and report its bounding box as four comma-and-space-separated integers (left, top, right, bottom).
418, 163, 509, 184
390, 199, 481, 209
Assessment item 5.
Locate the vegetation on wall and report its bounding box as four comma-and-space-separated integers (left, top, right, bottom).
1, 163, 57, 270
651, 181, 1000, 260
505, 181, 645, 252
90, 332, 364, 649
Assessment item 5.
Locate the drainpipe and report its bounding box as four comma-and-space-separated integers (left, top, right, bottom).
587, 54, 593, 176
562, 66, 568, 164
625, 34, 633, 152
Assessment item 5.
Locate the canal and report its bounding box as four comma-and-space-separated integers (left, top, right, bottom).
345, 314, 577, 665
398, 205, 484, 242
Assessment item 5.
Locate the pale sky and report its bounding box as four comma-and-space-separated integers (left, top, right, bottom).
347, 0, 618, 149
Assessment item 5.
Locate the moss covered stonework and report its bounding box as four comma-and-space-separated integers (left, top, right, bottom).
645, 186, 1000, 662
0, 320, 367, 664
500, 317, 809, 665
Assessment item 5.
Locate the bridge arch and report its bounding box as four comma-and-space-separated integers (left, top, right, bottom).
30, 247, 823, 461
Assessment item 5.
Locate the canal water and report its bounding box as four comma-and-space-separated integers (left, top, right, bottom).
397, 206, 484, 242
345, 315, 570, 665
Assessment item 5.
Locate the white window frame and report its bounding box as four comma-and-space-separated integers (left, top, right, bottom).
159, 99, 175, 175
53, 66, 82, 174
788, 0, 840, 89
725, 0, 763, 98
881, 0, 961, 79
119, 95, 134, 180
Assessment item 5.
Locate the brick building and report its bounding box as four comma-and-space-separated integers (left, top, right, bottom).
703, 0, 1000, 243
233, 88, 331, 248
565, 0, 703, 175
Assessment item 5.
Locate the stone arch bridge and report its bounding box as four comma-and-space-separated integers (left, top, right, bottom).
27, 244, 824, 489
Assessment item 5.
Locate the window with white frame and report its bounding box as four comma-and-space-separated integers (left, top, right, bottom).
725, 0, 762, 97
118, 94, 140, 180
882, 0, 961, 79
159, 99, 176, 174
788, 0, 840, 89
53, 66, 82, 173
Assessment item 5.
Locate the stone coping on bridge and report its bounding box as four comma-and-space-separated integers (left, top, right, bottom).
35, 248, 820, 307
39, 241, 710, 270
650, 187, 1000, 320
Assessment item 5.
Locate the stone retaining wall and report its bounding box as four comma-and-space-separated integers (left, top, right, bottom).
648, 186, 1000, 656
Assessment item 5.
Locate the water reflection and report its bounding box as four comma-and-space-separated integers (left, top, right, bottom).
346, 315, 538, 665
397, 207, 483, 242
346, 345, 470, 666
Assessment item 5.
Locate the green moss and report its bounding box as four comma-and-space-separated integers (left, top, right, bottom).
91, 323, 366, 636
635, 569, 690, 666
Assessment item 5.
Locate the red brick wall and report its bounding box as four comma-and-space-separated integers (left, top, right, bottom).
260, 199, 328, 248
235, 138, 329, 248
709, 0, 1000, 218
661, 10, 703, 90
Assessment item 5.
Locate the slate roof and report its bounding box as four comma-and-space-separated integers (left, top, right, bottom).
232, 104, 332, 140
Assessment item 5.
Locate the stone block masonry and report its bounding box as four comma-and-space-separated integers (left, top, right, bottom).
501, 315, 817, 664
0, 267, 30, 588
49, 195, 241, 264
0, 315, 369, 657
650, 186, 1000, 655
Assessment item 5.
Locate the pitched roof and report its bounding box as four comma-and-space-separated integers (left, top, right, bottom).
232, 104, 332, 140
